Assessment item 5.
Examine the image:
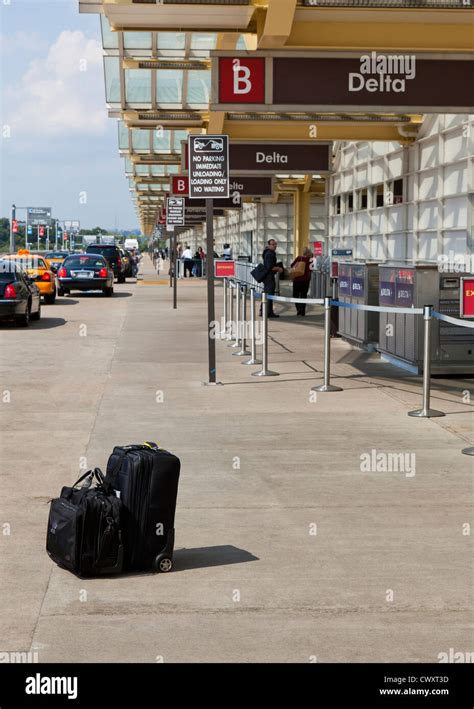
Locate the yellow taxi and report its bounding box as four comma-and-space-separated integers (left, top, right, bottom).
3, 250, 57, 304
44, 250, 69, 274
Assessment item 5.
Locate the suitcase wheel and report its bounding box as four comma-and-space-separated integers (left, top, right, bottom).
154, 556, 173, 573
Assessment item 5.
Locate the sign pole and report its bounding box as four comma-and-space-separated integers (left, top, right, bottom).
172, 230, 177, 310
10, 205, 16, 253
206, 198, 218, 384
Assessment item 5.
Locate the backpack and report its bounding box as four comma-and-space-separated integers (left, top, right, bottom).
46, 468, 123, 576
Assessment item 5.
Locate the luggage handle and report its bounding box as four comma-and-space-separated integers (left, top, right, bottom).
72, 468, 108, 490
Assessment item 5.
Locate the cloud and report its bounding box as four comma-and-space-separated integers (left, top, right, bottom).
3, 30, 108, 139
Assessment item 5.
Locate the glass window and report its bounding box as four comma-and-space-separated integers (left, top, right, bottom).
156, 70, 182, 105
104, 57, 121, 104
153, 130, 171, 152
186, 71, 210, 107
135, 165, 150, 176
172, 130, 188, 151
131, 129, 151, 151
118, 121, 129, 150
157, 32, 186, 52
124, 158, 132, 174
151, 166, 166, 176
100, 15, 118, 50
190, 34, 217, 51
125, 70, 151, 106
124, 32, 152, 50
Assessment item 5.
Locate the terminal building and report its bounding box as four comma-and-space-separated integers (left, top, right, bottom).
79, 0, 474, 372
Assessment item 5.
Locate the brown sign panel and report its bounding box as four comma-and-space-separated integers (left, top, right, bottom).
182, 140, 330, 174
211, 51, 474, 113
229, 143, 331, 173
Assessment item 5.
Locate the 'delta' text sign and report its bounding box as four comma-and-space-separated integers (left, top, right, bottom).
188, 135, 230, 199
211, 52, 474, 113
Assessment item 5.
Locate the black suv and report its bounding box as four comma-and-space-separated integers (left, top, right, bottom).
85, 244, 126, 283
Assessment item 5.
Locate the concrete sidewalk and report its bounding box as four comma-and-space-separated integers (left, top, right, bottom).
0, 256, 472, 663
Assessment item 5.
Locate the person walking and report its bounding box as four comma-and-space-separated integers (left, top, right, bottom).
260, 239, 283, 318
182, 244, 194, 278
223, 243, 232, 260
290, 247, 312, 316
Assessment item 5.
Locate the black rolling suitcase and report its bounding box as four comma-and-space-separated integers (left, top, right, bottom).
105, 442, 180, 573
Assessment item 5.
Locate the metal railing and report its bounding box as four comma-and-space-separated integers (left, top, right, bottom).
219, 274, 474, 454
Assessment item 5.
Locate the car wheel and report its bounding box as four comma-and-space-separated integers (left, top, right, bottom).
118, 275, 125, 284
58, 287, 65, 296
44, 289, 56, 305
31, 301, 41, 321
104, 286, 114, 297
16, 302, 31, 327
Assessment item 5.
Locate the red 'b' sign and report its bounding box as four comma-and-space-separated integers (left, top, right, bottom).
219, 57, 265, 104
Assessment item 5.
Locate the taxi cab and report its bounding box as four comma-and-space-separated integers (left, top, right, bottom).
3, 250, 56, 304
44, 250, 69, 274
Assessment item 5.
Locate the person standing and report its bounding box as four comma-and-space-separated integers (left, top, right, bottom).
290, 247, 312, 316
182, 244, 194, 278
260, 239, 283, 318
223, 243, 232, 260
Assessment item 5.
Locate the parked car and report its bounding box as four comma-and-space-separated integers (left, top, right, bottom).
2, 250, 56, 304
44, 250, 70, 274
0, 259, 41, 326
57, 254, 114, 297
85, 244, 126, 283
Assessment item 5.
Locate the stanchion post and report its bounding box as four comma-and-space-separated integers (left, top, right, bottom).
312, 297, 342, 392
233, 285, 251, 356
242, 287, 262, 366
227, 280, 234, 341
462, 447, 474, 456
408, 306, 445, 418
252, 293, 279, 377
222, 277, 228, 339
230, 282, 241, 348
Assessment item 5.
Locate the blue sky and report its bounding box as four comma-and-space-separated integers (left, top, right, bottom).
1, 0, 138, 231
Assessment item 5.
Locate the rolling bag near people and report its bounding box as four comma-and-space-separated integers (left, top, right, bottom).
46, 468, 124, 577
105, 443, 180, 573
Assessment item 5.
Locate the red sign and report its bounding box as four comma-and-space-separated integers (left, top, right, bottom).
39, 226, 45, 237
218, 57, 265, 104
461, 278, 474, 318
314, 241, 323, 257
12, 219, 18, 233
171, 175, 189, 196
215, 260, 235, 278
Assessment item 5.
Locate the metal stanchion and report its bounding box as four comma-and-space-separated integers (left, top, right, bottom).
409, 306, 445, 418
233, 285, 250, 356
242, 287, 262, 366
312, 297, 342, 393
221, 278, 228, 339
229, 282, 240, 348
252, 293, 279, 377
462, 447, 474, 456
227, 280, 235, 341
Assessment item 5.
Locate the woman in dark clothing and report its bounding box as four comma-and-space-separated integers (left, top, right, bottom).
290, 247, 313, 316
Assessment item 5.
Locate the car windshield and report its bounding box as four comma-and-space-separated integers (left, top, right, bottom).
87, 246, 117, 257
45, 252, 68, 258
65, 256, 106, 268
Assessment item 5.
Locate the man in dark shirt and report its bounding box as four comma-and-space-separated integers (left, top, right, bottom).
261, 239, 283, 318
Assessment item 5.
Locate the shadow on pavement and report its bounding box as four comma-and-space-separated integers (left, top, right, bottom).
55, 298, 79, 305
0, 317, 67, 330
172, 545, 259, 571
